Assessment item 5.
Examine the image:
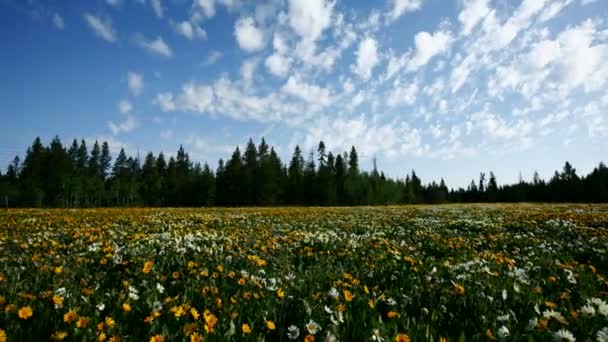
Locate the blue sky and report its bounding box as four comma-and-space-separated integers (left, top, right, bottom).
1, 0, 607, 188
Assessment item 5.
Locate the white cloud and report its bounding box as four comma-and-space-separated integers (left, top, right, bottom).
388, 0, 423, 22
127, 72, 144, 96
154, 77, 303, 123
234, 17, 265, 52
302, 116, 424, 159
449, 53, 475, 93
108, 115, 137, 135
353, 37, 380, 80
193, 0, 216, 19
83, 14, 116, 42
160, 129, 174, 140
470, 110, 533, 140
488, 19, 608, 97
52, 13, 64, 30
156, 82, 215, 113
174, 21, 207, 40
206, 50, 223, 65
458, 0, 489, 36
265, 53, 292, 77
185, 136, 236, 157
155, 93, 176, 111
407, 30, 452, 71
138, 36, 173, 57
538, 0, 573, 23
387, 83, 418, 107
281, 75, 333, 107
288, 0, 334, 43
240, 58, 258, 83
581, 0, 599, 5
106, 0, 121, 8
118, 100, 132, 114
151, 0, 163, 18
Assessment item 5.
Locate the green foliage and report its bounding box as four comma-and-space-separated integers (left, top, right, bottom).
1, 136, 608, 207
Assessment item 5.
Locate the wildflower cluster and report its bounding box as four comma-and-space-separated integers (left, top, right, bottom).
0, 205, 607, 340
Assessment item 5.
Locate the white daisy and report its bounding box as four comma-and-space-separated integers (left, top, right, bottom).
597, 327, 608, 342
497, 326, 510, 338
328, 287, 339, 299
581, 304, 596, 317
306, 319, 321, 335
553, 329, 575, 341
371, 329, 384, 341
287, 325, 300, 340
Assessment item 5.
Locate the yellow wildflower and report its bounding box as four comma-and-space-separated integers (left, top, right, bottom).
190, 333, 202, 342
76, 317, 90, 328
149, 335, 164, 342
486, 329, 497, 340
53, 294, 64, 307
344, 290, 354, 302
143, 261, 154, 274
387, 311, 400, 318
266, 320, 276, 330
394, 334, 410, 342
122, 303, 131, 312
50, 331, 68, 341
18, 306, 33, 320
454, 283, 465, 295
105, 316, 115, 328
190, 308, 200, 320
242, 323, 252, 334
64, 310, 77, 323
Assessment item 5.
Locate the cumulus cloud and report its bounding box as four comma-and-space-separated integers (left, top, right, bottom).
353, 37, 380, 80
265, 53, 292, 78
160, 129, 174, 140
106, 0, 121, 8
118, 100, 132, 114
151, 0, 163, 18
470, 110, 533, 143
387, 83, 418, 107
407, 30, 452, 71
174, 21, 207, 40
240, 58, 259, 83
52, 13, 64, 30
234, 17, 265, 52
83, 14, 116, 42
205, 50, 223, 65
138, 36, 173, 57
538, 0, 573, 23
281, 75, 333, 107
302, 116, 425, 160
154, 77, 305, 123
488, 19, 608, 98
108, 115, 137, 135
288, 0, 334, 43
388, 0, 423, 22
127, 72, 144, 96
193, 0, 216, 19
458, 0, 490, 36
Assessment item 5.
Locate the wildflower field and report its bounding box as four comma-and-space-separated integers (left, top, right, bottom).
1, 205, 608, 341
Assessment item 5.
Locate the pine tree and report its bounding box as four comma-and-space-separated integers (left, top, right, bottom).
288, 146, 304, 204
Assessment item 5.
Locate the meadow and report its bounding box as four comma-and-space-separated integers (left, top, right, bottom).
1, 204, 607, 341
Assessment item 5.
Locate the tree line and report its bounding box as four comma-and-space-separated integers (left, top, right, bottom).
1, 136, 607, 207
